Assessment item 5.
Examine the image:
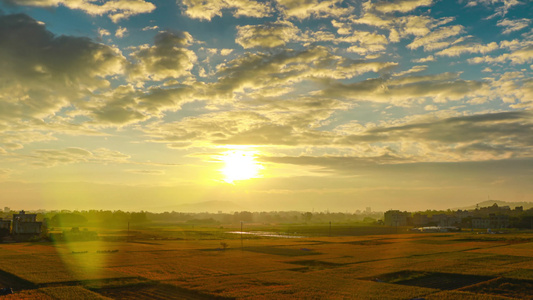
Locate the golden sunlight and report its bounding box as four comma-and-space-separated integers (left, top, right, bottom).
220, 149, 263, 184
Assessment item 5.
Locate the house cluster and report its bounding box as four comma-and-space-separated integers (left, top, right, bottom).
0, 210, 43, 241
384, 204, 523, 229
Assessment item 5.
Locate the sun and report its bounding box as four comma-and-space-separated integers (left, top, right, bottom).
220, 149, 263, 184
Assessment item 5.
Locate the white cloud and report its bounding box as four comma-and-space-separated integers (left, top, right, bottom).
29, 147, 130, 167
373, 0, 433, 13
497, 18, 531, 34
98, 28, 110, 37
3, 0, 156, 22
0, 14, 126, 122
142, 25, 159, 31
319, 72, 487, 105
128, 31, 197, 81
275, 0, 351, 19
468, 45, 533, 65
180, 0, 273, 20
235, 21, 300, 49
407, 25, 464, 51
115, 26, 128, 38
412, 55, 435, 63
465, 0, 524, 19
436, 42, 499, 57
394, 65, 428, 77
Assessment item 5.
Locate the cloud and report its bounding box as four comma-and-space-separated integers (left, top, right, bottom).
464, 0, 524, 19
28, 147, 130, 167
127, 169, 165, 175
115, 26, 128, 38
0, 13, 126, 121
318, 72, 486, 105
210, 46, 397, 102
436, 42, 499, 57
393, 65, 427, 76
274, 0, 351, 19
352, 9, 456, 49
98, 28, 110, 37
235, 20, 300, 49
373, 0, 433, 13
143, 94, 351, 147
180, 0, 273, 20
142, 25, 159, 31
497, 18, 531, 34
412, 55, 435, 62
1, 0, 156, 22
468, 45, 533, 64
407, 25, 464, 51
128, 31, 197, 81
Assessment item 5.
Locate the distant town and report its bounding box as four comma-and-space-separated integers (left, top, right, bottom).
0, 200, 532, 242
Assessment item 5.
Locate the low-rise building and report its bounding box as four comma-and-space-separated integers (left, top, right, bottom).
472, 214, 509, 229
0, 218, 11, 237
12, 210, 42, 240
384, 210, 409, 226
472, 218, 491, 229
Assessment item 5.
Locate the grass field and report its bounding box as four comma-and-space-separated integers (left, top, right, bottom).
0, 223, 532, 299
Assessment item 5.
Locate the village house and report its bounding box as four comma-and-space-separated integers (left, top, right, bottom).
12, 210, 42, 241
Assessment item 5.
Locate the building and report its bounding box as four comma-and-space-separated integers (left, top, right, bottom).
4, 207, 10, 213
12, 210, 42, 240
472, 218, 491, 229
489, 214, 509, 229
472, 214, 509, 229
0, 218, 11, 236
384, 210, 409, 226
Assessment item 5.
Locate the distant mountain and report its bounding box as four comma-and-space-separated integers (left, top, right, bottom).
155, 200, 248, 213
456, 200, 533, 210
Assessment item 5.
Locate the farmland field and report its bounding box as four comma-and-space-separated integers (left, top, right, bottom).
0, 224, 532, 299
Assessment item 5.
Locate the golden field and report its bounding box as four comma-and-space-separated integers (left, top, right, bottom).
0, 225, 532, 299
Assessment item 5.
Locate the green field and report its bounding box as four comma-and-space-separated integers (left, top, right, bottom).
0, 224, 532, 299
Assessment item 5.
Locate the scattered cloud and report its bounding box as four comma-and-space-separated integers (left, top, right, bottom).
142, 25, 159, 31
0, 13, 126, 121
1, 0, 156, 22
319, 72, 486, 105
468, 45, 533, 65
275, 0, 351, 19
128, 31, 197, 81
407, 25, 464, 51
373, 0, 433, 14
235, 20, 300, 49
28, 147, 130, 167
115, 26, 128, 38
436, 42, 499, 57
497, 18, 531, 34
180, 0, 273, 20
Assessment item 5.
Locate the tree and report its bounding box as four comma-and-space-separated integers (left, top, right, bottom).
50, 213, 88, 227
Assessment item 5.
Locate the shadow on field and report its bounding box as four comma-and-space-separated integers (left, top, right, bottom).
94, 282, 235, 300
0, 269, 36, 291
363, 270, 494, 290
459, 277, 533, 299
243, 246, 320, 257
286, 260, 346, 272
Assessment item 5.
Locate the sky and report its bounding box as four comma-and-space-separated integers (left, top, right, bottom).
0, 0, 532, 213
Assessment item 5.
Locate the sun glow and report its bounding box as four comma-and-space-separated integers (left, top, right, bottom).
220, 149, 263, 184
